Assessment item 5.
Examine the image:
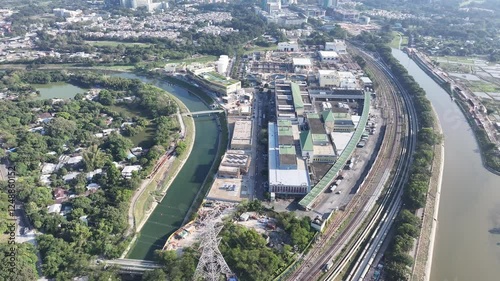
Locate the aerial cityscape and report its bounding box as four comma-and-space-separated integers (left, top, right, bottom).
0, 0, 499, 281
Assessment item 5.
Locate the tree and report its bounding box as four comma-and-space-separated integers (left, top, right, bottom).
142, 269, 167, 281
82, 144, 108, 172
45, 117, 77, 139
0, 243, 38, 281
101, 132, 133, 161
175, 141, 187, 155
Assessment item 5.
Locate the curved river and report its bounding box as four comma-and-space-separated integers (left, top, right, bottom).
392, 50, 500, 281
113, 73, 220, 260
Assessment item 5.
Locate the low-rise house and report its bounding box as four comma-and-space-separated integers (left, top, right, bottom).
86, 183, 100, 191
53, 187, 69, 203
40, 175, 51, 186
86, 169, 102, 180
67, 155, 83, 166
41, 163, 57, 175
47, 203, 62, 214
102, 128, 119, 136
28, 126, 45, 134
63, 172, 80, 182
37, 112, 53, 124
121, 165, 141, 179
120, 122, 135, 128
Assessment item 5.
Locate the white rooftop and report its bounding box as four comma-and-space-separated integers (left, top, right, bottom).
292, 58, 312, 66
352, 116, 361, 128
338, 71, 355, 79
67, 155, 83, 165
318, 69, 338, 75
41, 163, 57, 175
331, 132, 354, 155
47, 204, 62, 214
86, 168, 103, 180
122, 165, 142, 176
319, 51, 339, 58
86, 183, 100, 191
360, 77, 372, 84
63, 172, 80, 182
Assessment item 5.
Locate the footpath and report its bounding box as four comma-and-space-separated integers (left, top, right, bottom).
122, 105, 195, 257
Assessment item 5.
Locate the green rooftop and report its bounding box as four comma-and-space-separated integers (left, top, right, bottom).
306, 113, 320, 119
312, 134, 328, 143
333, 112, 351, 120
200, 71, 240, 86
300, 91, 371, 209
278, 125, 293, 136
279, 145, 296, 155
290, 82, 304, 109
277, 120, 292, 127
321, 110, 334, 123
300, 130, 313, 152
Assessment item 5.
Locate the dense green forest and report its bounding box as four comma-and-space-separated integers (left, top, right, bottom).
0, 70, 180, 279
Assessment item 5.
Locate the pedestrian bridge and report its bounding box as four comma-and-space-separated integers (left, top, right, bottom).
182, 109, 224, 117
105, 258, 161, 273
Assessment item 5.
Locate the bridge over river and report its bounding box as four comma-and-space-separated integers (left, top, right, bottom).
182, 109, 224, 117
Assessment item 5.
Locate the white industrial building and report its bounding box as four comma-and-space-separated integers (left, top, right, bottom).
268, 122, 310, 195
317, 69, 340, 87
230, 121, 252, 150
277, 41, 299, 52
292, 58, 312, 73
318, 51, 339, 62
325, 40, 347, 54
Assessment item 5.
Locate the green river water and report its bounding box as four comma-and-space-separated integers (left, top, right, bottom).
32, 73, 220, 260
113, 73, 220, 260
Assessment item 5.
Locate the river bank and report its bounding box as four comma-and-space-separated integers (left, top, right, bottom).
406, 49, 500, 175
411, 109, 444, 281
392, 48, 500, 281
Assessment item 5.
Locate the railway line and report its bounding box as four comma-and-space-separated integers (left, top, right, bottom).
341, 49, 419, 281
287, 46, 405, 281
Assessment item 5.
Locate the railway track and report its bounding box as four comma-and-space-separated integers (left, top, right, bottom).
287, 46, 404, 281
340, 49, 419, 281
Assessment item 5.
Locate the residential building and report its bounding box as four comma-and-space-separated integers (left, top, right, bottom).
121, 165, 142, 179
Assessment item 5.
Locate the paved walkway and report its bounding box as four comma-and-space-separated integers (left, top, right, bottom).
125, 110, 193, 238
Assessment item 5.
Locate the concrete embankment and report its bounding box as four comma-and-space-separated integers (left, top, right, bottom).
410, 108, 444, 281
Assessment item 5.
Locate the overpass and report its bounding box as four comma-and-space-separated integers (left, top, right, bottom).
182, 109, 224, 117
104, 258, 161, 273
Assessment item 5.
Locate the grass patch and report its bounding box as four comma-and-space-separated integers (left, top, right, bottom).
436, 62, 473, 73
389, 32, 408, 49
467, 81, 500, 92
433, 56, 476, 64
85, 40, 150, 47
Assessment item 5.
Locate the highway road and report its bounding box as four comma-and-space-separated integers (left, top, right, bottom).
288, 45, 406, 281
